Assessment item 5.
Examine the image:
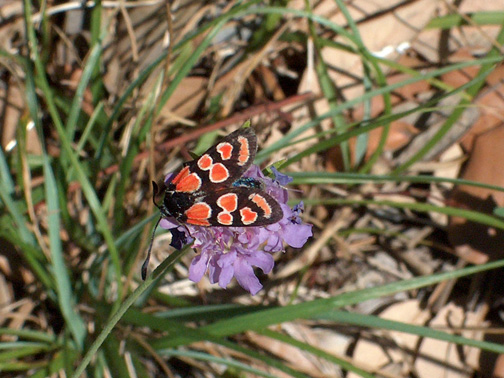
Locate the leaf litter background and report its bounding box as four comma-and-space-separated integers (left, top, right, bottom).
2, 0, 504, 377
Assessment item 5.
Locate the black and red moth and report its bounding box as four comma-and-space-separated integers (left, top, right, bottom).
159, 127, 283, 227
143, 128, 283, 279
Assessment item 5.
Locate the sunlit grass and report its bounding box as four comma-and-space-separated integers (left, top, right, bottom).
1, 1, 503, 377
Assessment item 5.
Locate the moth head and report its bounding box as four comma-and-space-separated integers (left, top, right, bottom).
151, 181, 162, 209
151, 181, 172, 218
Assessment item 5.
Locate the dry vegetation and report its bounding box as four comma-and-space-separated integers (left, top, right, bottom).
2, 0, 504, 377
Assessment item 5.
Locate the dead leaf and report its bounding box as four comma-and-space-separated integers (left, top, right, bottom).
348, 299, 431, 378
415, 303, 484, 378
448, 125, 504, 264
247, 329, 329, 378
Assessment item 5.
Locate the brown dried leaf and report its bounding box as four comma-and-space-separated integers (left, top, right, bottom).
348, 299, 431, 378
448, 125, 504, 263
415, 303, 484, 378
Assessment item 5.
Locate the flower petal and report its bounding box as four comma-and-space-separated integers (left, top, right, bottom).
233, 257, 262, 295
264, 233, 283, 252
188, 251, 210, 282
164, 172, 175, 184
268, 184, 289, 204
218, 265, 234, 288
283, 223, 313, 248
271, 166, 293, 186
218, 250, 236, 267
208, 257, 220, 284
170, 228, 189, 250
244, 165, 264, 179
160, 218, 179, 229
245, 250, 274, 274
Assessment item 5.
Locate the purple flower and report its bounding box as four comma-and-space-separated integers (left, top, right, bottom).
258, 202, 313, 252
160, 165, 312, 295
271, 166, 293, 186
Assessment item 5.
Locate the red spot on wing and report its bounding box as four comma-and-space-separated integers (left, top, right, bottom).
209, 163, 229, 183
185, 203, 212, 226
176, 173, 202, 192
250, 194, 272, 218
240, 207, 257, 225
237, 136, 250, 166
217, 193, 238, 212
217, 142, 233, 160
198, 154, 213, 170
217, 212, 233, 225
171, 166, 190, 185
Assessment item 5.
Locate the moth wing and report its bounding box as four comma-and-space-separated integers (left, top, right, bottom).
169, 128, 258, 193
184, 188, 283, 227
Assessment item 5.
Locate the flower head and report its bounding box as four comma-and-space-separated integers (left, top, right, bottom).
160, 165, 312, 295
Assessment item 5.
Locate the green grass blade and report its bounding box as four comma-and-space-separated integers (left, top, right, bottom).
278, 71, 493, 168
307, 2, 350, 170
0, 328, 58, 343
75, 101, 104, 153
259, 328, 374, 378
0, 228, 55, 294
23, 0, 123, 298
71, 247, 189, 378
0, 163, 34, 245
43, 158, 86, 348
122, 311, 309, 378
332, 0, 392, 171
427, 11, 504, 29
0, 143, 15, 197
155, 19, 227, 114
95, 52, 164, 159
303, 198, 504, 230
146, 258, 504, 357
65, 28, 106, 140
289, 171, 504, 194
0, 344, 55, 362
321, 310, 504, 355
156, 259, 504, 346
158, 349, 293, 378
111, 73, 163, 229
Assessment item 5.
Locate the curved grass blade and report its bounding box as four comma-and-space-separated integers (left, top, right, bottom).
158, 349, 288, 378
320, 310, 504, 355
43, 158, 86, 347
289, 171, 504, 194
259, 328, 374, 378
161, 259, 504, 344
23, 0, 123, 299
427, 11, 504, 29
303, 198, 504, 230
0, 152, 34, 245
71, 247, 189, 378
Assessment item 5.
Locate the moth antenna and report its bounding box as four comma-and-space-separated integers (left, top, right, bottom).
181, 223, 193, 238
285, 186, 303, 194
142, 216, 162, 280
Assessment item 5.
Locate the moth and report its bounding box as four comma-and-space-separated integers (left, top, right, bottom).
142, 128, 283, 279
